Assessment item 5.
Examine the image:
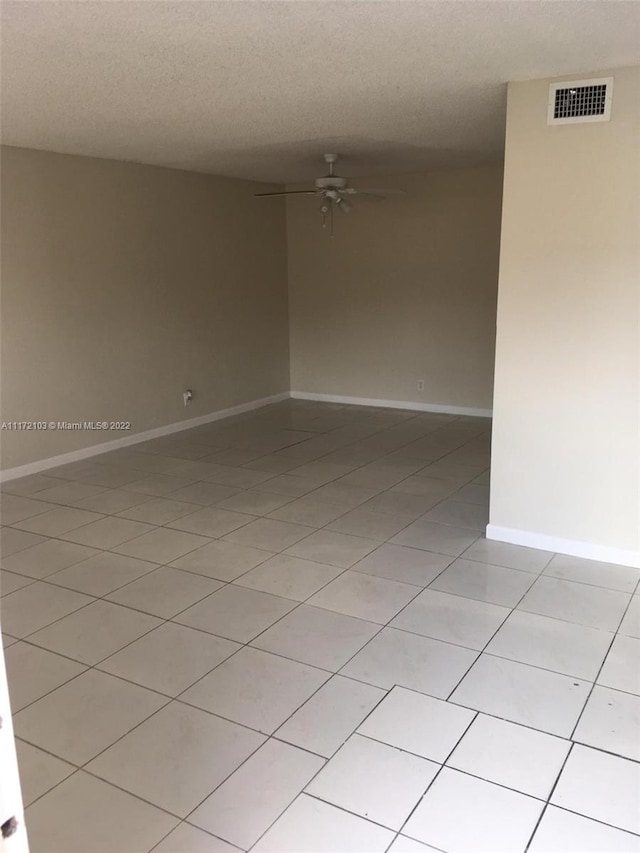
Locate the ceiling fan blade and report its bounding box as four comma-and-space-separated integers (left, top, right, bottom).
342, 188, 406, 196
254, 190, 317, 197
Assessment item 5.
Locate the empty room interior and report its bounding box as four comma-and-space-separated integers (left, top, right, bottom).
0, 2, 639, 852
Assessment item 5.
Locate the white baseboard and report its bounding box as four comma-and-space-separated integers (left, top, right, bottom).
486, 524, 640, 569
290, 391, 492, 418
0, 392, 290, 483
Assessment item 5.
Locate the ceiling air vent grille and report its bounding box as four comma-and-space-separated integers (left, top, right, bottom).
547, 77, 613, 125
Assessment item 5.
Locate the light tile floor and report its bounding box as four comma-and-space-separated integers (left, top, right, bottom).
1, 400, 638, 853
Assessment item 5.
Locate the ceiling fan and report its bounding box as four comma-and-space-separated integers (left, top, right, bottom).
254, 153, 404, 235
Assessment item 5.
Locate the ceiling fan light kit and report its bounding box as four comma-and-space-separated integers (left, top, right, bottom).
254, 153, 404, 236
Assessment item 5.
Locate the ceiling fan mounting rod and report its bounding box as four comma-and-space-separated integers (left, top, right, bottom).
324, 152, 338, 177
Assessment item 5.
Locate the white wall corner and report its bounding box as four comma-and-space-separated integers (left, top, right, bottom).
486, 523, 640, 570
0, 392, 290, 482
290, 391, 492, 418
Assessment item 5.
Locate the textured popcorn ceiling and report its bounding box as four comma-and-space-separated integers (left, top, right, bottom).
1, 1, 638, 182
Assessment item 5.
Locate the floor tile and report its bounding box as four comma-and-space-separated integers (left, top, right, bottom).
326, 508, 412, 541
15, 739, 75, 806
14, 669, 166, 764
528, 804, 640, 853
123, 472, 197, 496
450, 654, 591, 736
551, 745, 640, 834
201, 465, 275, 489
62, 515, 157, 549
175, 584, 296, 642
224, 517, 315, 552
252, 793, 394, 852
390, 474, 457, 498
13, 505, 103, 536
216, 489, 294, 516
429, 558, 536, 607
518, 576, 630, 631
268, 496, 347, 527
341, 626, 477, 697
32, 481, 106, 506
340, 466, 413, 490
288, 461, 356, 484
152, 823, 240, 853
73, 488, 153, 514
234, 553, 343, 601
0, 581, 93, 638
544, 553, 640, 593
47, 551, 159, 596
80, 465, 148, 488
252, 604, 379, 670
486, 610, 612, 680
307, 734, 438, 830
403, 767, 543, 852
114, 527, 212, 562
276, 675, 385, 757
422, 500, 489, 530
285, 529, 378, 568
388, 837, 433, 853
86, 700, 264, 817
351, 543, 452, 587
453, 483, 490, 506
169, 481, 242, 506
619, 595, 640, 638
307, 570, 420, 624
461, 538, 552, 573
358, 686, 474, 762
0, 569, 34, 595
98, 622, 239, 696
574, 685, 640, 761
190, 739, 324, 848
48, 460, 104, 480
391, 589, 509, 650
28, 599, 161, 664
167, 506, 253, 537
181, 647, 329, 734
447, 713, 570, 799
1, 538, 99, 579
0, 527, 46, 560
390, 519, 479, 557
311, 482, 382, 508
251, 473, 322, 498
116, 496, 200, 524
170, 538, 271, 580
106, 565, 222, 618
1, 473, 62, 497
25, 771, 177, 853
598, 634, 640, 694
5, 642, 86, 711
360, 490, 441, 520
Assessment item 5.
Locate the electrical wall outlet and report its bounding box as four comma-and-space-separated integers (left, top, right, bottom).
183, 389, 193, 406
417, 380, 424, 391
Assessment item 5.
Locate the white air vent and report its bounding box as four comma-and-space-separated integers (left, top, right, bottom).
547, 77, 613, 125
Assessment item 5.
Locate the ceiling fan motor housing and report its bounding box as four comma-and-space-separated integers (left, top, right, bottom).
315, 175, 348, 190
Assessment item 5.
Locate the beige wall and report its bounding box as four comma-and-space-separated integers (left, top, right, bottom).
490, 67, 640, 558
287, 165, 503, 412
0, 146, 289, 469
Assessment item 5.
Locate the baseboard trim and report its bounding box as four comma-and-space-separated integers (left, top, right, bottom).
486, 524, 640, 569
290, 391, 492, 418
0, 392, 290, 483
